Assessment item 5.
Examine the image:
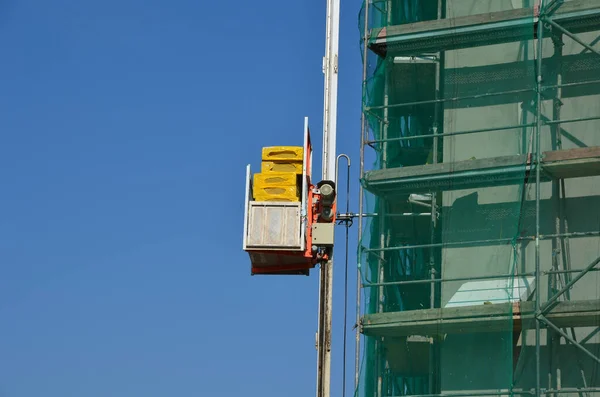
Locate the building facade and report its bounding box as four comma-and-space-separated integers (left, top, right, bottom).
357, 1, 600, 396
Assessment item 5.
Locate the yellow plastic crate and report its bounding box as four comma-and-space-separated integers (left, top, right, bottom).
253, 186, 300, 202
261, 146, 304, 162
261, 161, 303, 174
253, 172, 298, 188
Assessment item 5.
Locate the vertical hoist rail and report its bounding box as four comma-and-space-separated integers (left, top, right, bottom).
321, 0, 340, 181
316, 0, 340, 396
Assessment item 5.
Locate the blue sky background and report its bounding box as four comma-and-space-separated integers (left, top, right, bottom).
0, 0, 363, 396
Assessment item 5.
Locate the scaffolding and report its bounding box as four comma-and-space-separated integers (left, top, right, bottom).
356, 1, 600, 397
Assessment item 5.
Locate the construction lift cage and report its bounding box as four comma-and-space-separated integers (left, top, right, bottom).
355, 1, 600, 397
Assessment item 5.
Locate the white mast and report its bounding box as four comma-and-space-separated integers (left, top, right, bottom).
316, 0, 340, 397
321, 0, 340, 182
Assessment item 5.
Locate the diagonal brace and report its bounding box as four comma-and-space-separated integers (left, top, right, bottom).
581, 327, 600, 345
544, 18, 600, 58
581, 35, 600, 54
538, 315, 600, 365
544, 0, 564, 16
539, 255, 600, 316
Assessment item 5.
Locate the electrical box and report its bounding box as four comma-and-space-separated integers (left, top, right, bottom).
312, 223, 334, 246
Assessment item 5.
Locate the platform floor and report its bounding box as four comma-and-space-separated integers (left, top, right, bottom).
362, 299, 600, 338
363, 146, 600, 196
369, 0, 600, 56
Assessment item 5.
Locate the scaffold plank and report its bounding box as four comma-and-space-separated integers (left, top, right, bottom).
369, 0, 600, 56
543, 146, 600, 178
362, 299, 600, 337
362, 146, 600, 196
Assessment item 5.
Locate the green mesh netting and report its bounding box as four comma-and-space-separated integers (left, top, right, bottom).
355, 1, 600, 397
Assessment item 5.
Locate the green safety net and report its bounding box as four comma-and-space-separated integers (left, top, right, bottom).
355, 1, 600, 397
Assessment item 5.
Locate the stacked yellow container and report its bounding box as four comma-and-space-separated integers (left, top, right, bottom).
253, 146, 304, 202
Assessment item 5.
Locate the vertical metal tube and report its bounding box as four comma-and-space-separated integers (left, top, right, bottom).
556, 368, 561, 397
535, 2, 545, 397
428, 45, 440, 397
551, 37, 575, 306
356, 0, 370, 391
429, 2, 443, 393
377, 210, 388, 397
337, 154, 351, 397
549, 33, 564, 397
377, 259, 384, 397
428, 197, 437, 396
376, 203, 387, 397
383, 72, 390, 168
376, 5, 392, 395
551, 33, 566, 295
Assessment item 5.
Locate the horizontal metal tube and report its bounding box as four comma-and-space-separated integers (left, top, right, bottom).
543, 115, 600, 125
544, 18, 600, 57
366, 114, 600, 144
361, 267, 599, 288
363, 272, 535, 287
365, 88, 533, 111
363, 231, 599, 253
394, 55, 438, 63
381, 389, 600, 397
363, 237, 517, 252
366, 123, 534, 145
540, 231, 600, 239
543, 79, 600, 90
382, 390, 534, 397
365, 163, 534, 193
364, 79, 600, 113
545, 267, 600, 275
339, 212, 431, 218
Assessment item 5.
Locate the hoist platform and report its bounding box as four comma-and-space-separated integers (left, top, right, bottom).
242, 117, 336, 276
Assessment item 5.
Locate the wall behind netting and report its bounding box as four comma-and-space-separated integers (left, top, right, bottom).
356, 0, 600, 396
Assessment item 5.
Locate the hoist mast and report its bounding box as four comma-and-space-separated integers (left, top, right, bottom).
321, 0, 340, 182
316, 0, 340, 396
242, 0, 341, 396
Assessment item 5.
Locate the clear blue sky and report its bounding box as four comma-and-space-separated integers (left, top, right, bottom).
0, 0, 363, 396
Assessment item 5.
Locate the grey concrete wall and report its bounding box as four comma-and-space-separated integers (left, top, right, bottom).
441, 0, 534, 307
437, 0, 600, 395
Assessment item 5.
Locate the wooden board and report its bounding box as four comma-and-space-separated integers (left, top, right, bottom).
544, 146, 600, 162
543, 147, 600, 179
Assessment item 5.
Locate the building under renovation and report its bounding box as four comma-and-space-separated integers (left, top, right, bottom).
356, 0, 600, 396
